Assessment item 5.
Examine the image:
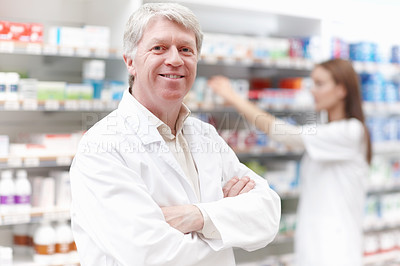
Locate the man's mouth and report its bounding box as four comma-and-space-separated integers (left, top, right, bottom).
160, 74, 184, 79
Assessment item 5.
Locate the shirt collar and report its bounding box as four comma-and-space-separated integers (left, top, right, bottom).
128, 89, 191, 140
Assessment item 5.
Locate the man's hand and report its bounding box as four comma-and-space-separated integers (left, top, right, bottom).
161, 205, 204, 234
223, 176, 255, 197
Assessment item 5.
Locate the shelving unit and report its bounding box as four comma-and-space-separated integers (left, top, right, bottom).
0, 99, 119, 112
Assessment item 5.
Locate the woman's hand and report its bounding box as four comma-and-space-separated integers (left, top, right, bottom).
207, 75, 236, 102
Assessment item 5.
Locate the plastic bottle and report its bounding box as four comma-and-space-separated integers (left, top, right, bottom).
33, 220, 56, 264
54, 220, 74, 263
0, 170, 16, 215
5, 72, 20, 101
14, 169, 32, 213
13, 223, 30, 256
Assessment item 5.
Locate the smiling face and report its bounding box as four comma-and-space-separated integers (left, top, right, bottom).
126, 16, 198, 110
310, 66, 347, 112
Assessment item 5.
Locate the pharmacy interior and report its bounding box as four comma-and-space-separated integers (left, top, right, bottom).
0, 0, 399, 265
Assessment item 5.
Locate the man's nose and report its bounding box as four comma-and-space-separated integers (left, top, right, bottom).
165, 47, 184, 66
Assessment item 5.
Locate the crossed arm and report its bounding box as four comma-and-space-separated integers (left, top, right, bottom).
161, 176, 255, 234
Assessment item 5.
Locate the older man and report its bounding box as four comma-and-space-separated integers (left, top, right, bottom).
70, 3, 280, 266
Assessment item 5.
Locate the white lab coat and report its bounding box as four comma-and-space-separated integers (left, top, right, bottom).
295, 118, 368, 266
69, 90, 281, 266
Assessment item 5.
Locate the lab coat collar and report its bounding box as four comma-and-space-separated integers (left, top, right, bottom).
117, 89, 163, 145
117, 89, 191, 145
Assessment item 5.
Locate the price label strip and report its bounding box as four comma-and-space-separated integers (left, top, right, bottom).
0, 41, 15, 53
22, 99, 38, 110
7, 157, 23, 167
43, 44, 58, 55
56, 156, 72, 166
26, 43, 42, 55
64, 100, 79, 111
4, 101, 20, 110
45, 100, 60, 110
24, 157, 40, 167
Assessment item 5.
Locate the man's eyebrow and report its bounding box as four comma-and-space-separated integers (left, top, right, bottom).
148, 38, 196, 47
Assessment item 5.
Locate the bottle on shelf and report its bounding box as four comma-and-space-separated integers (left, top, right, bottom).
54, 220, 74, 263
0, 170, 16, 215
14, 169, 32, 213
33, 220, 56, 264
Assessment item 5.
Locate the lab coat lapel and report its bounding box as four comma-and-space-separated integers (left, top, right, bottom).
183, 124, 223, 203
150, 140, 199, 204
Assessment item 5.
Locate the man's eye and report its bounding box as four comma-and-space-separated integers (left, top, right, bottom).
152, 46, 163, 51
181, 47, 193, 53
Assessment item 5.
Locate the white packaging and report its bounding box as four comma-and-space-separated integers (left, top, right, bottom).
83, 60, 105, 80
0, 72, 6, 101
38, 178, 55, 208
13, 223, 30, 256
15, 169, 32, 212
33, 221, 56, 265
50, 171, 71, 208
5, 72, 20, 101
0, 135, 9, 157
0, 170, 15, 215
19, 78, 38, 100
83, 25, 110, 50
54, 220, 73, 263
48, 26, 85, 48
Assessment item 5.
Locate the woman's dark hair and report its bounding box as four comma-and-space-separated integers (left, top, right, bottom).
317, 58, 372, 164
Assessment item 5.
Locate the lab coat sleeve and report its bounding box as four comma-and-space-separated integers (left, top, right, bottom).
70, 134, 225, 266
195, 124, 281, 252
301, 119, 366, 161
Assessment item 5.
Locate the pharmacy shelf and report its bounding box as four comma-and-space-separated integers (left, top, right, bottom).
14, 254, 79, 266
367, 184, 400, 195
0, 156, 73, 169
364, 250, 400, 265
236, 150, 303, 161
0, 99, 119, 112
199, 55, 315, 71
364, 220, 400, 233
363, 102, 400, 116
0, 41, 121, 60
0, 207, 70, 226
191, 105, 314, 114
373, 142, 400, 155
353, 61, 400, 75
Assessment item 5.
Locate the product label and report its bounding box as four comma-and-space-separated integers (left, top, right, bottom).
10, 84, 18, 92
0, 84, 5, 92
55, 242, 70, 254
34, 243, 55, 255
15, 195, 31, 204
0, 195, 14, 205
14, 235, 29, 246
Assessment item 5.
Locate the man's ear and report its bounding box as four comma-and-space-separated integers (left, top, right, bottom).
123, 54, 136, 76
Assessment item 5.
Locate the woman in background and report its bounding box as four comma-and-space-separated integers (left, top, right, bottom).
208, 58, 371, 266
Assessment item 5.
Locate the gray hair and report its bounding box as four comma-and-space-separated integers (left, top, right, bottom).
123, 3, 203, 60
